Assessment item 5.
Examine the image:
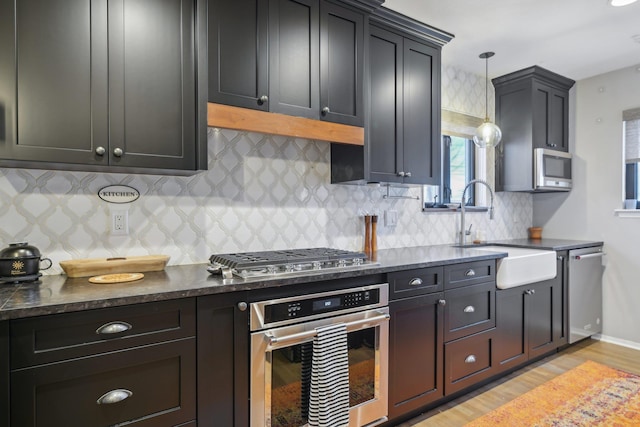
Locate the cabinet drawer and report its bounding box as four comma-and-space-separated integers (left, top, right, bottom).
11, 337, 196, 427
11, 299, 195, 369
388, 267, 443, 300
445, 260, 495, 289
444, 329, 496, 395
444, 282, 496, 342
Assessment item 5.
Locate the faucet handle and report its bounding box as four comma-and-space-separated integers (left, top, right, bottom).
466, 223, 473, 236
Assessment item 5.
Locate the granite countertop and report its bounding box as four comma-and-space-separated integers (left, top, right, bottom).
0, 245, 506, 321
0, 238, 602, 321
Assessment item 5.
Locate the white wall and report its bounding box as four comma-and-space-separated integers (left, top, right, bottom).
533, 64, 640, 347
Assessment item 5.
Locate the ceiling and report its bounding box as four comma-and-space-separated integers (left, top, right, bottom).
383, 0, 640, 81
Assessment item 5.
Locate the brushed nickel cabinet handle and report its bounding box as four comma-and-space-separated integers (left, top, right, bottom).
96, 321, 132, 335
464, 355, 477, 364
95, 146, 106, 156
321, 106, 330, 115
97, 389, 133, 405
405, 172, 412, 177
237, 302, 248, 311
438, 299, 446, 306
465, 269, 476, 277
463, 305, 475, 313
398, 171, 406, 177
257, 95, 269, 105
113, 147, 124, 157
409, 278, 423, 286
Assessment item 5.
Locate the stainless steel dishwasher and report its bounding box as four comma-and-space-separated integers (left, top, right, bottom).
568, 246, 604, 343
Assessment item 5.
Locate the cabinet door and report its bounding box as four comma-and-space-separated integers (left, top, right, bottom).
0, 0, 108, 165
402, 38, 440, 185
388, 293, 444, 420
208, 0, 269, 111
319, 0, 364, 126
108, 0, 198, 170
11, 338, 196, 427
1, 322, 7, 427
527, 258, 564, 359
269, 0, 319, 119
368, 25, 403, 183
197, 293, 249, 427
494, 287, 527, 372
532, 82, 569, 152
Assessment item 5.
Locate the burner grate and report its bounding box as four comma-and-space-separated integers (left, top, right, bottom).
209, 248, 368, 270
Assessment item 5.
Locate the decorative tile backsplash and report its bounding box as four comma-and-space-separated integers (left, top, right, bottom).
0, 66, 531, 275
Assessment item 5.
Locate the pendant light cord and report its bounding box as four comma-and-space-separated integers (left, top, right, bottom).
485, 56, 489, 122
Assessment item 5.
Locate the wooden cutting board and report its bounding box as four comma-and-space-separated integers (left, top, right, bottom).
89, 273, 144, 284
60, 255, 170, 278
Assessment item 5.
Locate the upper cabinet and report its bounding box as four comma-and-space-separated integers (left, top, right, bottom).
331, 7, 452, 185
209, 0, 367, 127
493, 66, 575, 191
0, 0, 207, 174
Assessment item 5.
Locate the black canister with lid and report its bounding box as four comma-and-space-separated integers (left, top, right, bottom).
0, 242, 52, 283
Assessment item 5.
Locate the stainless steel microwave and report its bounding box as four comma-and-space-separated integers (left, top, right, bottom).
534, 148, 572, 191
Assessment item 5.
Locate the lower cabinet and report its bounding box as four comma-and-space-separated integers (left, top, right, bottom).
494, 255, 565, 373
444, 328, 497, 395
1, 322, 8, 427
11, 339, 196, 427
196, 292, 249, 427
388, 292, 445, 420
8, 300, 197, 427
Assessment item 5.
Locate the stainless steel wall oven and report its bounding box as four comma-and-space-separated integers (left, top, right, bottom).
249, 284, 390, 427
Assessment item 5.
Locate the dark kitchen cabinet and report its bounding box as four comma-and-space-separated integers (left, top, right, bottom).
442, 260, 498, 395
1, 322, 7, 427
388, 292, 445, 420
494, 255, 565, 372
0, 0, 206, 173
197, 292, 249, 427
493, 66, 575, 191
331, 8, 451, 184
208, 0, 366, 126
9, 300, 197, 427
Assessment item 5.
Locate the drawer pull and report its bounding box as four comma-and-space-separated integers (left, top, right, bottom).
97, 389, 133, 405
463, 305, 475, 313
409, 278, 423, 286
464, 355, 477, 364
465, 269, 476, 277
96, 321, 132, 335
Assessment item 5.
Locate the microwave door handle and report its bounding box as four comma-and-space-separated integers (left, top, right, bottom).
266, 312, 390, 347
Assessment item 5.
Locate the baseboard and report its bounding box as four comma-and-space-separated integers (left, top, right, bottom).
594, 334, 640, 351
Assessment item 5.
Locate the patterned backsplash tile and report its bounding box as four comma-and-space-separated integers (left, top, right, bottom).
0, 66, 531, 275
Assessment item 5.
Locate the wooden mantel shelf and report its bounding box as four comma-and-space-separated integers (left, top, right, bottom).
207, 103, 364, 146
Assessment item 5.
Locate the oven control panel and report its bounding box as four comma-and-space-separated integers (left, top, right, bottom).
264, 288, 380, 324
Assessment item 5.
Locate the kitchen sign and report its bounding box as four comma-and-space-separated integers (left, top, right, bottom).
98, 185, 140, 204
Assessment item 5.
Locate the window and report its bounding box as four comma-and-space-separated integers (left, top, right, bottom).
623, 108, 640, 208
423, 110, 485, 210
443, 135, 475, 204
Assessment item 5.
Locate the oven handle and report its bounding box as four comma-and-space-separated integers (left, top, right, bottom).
266, 312, 390, 346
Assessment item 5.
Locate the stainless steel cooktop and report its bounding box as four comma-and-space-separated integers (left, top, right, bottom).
207, 247, 376, 279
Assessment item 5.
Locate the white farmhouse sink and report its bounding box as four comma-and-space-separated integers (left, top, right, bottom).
474, 246, 557, 289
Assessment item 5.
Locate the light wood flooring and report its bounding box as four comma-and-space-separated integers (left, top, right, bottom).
400, 339, 640, 427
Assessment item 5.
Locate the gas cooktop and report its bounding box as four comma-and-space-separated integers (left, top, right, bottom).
207, 247, 376, 279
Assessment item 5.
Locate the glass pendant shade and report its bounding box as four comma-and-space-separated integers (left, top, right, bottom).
474, 51, 502, 148
473, 120, 502, 148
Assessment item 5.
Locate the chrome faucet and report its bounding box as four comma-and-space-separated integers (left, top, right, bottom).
459, 179, 495, 246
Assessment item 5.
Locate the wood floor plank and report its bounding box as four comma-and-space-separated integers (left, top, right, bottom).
400, 339, 640, 426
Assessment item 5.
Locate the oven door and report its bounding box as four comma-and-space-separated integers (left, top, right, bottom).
250, 307, 389, 427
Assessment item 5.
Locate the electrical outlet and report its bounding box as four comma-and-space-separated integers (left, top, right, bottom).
385, 210, 398, 227
111, 210, 129, 235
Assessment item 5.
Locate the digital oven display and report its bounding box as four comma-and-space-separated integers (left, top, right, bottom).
312, 297, 341, 312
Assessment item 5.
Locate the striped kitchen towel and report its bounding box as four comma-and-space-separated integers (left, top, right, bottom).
308, 323, 350, 427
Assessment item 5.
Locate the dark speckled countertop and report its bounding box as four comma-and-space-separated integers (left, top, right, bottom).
0, 245, 507, 321
488, 238, 603, 251
0, 239, 601, 321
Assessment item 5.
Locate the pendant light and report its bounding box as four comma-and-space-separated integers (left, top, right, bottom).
473, 52, 502, 148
